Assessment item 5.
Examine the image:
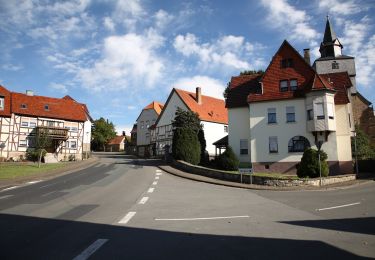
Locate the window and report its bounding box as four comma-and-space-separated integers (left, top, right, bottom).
48, 121, 54, 127
141, 121, 144, 129
70, 141, 77, 149
44, 104, 49, 111
288, 136, 310, 152
269, 137, 278, 153
146, 120, 150, 128
281, 58, 294, 68
280, 80, 288, 92
315, 103, 325, 120
29, 122, 36, 128
70, 127, 78, 132
307, 109, 313, 120
327, 103, 334, 119
224, 125, 228, 133
268, 108, 277, 124
332, 61, 339, 69
240, 139, 248, 155
66, 141, 69, 148
290, 79, 298, 91
286, 106, 295, 122
21, 121, 29, 127
19, 140, 27, 147
21, 104, 27, 109
0, 97, 4, 110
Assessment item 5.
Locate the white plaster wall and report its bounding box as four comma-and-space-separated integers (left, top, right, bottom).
202, 121, 227, 156
228, 107, 250, 162
137, 109, 158, 146
335, 104, 353, 161
157, 92, 188, 127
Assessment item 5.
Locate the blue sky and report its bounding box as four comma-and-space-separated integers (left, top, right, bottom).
1, 0, 374, 134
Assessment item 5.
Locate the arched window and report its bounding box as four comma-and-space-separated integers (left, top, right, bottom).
288, 136, 310, 152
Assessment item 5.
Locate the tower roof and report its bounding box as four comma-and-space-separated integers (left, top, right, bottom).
323, 16, 337, 43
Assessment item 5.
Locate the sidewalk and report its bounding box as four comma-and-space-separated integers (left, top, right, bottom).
0, 157, 99, 190
159, 164, 373, 191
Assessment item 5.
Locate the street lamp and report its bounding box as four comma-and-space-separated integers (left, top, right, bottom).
316, 140, 323, 186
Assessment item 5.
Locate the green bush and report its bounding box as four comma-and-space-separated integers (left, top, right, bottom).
215, 146, 239, 171
26, 148, 46, 162
297, 148, 329, 178
172, 128, 201, 165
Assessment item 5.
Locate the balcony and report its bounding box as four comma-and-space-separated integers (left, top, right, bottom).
36, 126, 69, 140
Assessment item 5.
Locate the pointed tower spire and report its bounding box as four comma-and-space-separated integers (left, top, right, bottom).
319, 16, 343, 58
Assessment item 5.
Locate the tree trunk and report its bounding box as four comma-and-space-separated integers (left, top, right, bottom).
38, 150, 42, 168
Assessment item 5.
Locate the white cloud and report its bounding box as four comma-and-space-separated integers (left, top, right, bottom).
173, 34, 264, 71
154, 9, 174, 29
77, 30, 165, 91
103, 17, 115, 31
318, 0, 362, 16
115, 124, 133, 136
2, 64, 22, 71
173, 76, 225, 100
112, 0, 145, 31
261, 0, 319, 42
49, 82, 68, 93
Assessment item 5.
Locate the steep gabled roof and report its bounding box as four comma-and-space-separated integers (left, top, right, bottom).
107, 135, 125, 145
226, 74, 262, 108
175, 88, 228, 124
0, 85, 12, 117
323, 17, 338, 43
143, 101, 164, 115
319, 72, 352, 104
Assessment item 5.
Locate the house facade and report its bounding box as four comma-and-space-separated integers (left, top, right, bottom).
0, 86, 92, 161
226, 18, 355, 175
136, 101, 164, 157
151, 87, 228, 156
106, 135, 128, 152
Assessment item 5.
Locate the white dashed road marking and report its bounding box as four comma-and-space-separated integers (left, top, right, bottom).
152, 181, 158, 185
118, 211, 136, 224
147, 187, 155, 193
27, 180, 42, 184
1, 186, 19, 192
139, 197, 149, 204
316, 202, 361, 211
0, 195, 13, 200
155, 215, 250, 221
72, 238, 108, 260
155, 176, 159, 180
156, 169, 162, 173
156, 172, 162, 176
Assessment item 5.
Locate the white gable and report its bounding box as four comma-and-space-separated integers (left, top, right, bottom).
156, 91, 188, 127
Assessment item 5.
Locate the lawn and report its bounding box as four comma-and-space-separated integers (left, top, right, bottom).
0, 163, 68, 180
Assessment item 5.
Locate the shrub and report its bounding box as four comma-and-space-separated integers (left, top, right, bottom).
26, 148, 46, 162
172, 128, 201, 165
215, 146, 239, 171
297, 148, 329, 178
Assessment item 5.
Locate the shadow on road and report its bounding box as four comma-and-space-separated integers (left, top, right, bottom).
280, 217, 375, 236
0, 213, 371, 259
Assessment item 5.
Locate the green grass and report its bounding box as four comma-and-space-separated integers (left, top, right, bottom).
0, 163, 68, 180
252, 172, 300, 180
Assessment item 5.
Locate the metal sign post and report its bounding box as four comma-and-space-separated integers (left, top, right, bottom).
317, 141, 323, 186
239, 162, 253, 184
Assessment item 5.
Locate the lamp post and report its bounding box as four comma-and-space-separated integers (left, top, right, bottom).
316, 140, 323, 186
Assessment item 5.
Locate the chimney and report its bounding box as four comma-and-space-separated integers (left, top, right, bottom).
196, 87, 202, 105
303, 48, 310, 65
26, 90, 34, 96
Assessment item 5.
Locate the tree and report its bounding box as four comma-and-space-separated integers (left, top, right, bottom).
239, 70, 264, 75
91, 117, 117, 151
215, 146, 239, 171
297, 148, 329, 178
198, 128, 208, 165
172, 107, 201, 132
35, 131, 51, 168
352, 125, 375, 160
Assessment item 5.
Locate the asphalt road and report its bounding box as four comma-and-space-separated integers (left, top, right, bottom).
0, 152, 374, 259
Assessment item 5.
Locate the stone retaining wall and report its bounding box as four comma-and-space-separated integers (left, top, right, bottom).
172, 160, 356, 187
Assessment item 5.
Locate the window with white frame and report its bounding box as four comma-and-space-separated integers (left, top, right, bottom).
327, 103, 334, 119
70, 141, 77, 149
290, 79, 298, 91
224, 125, 228, 133
268, 108, 277, 124
21, 121, 29, 127
240, 139, 248, 155
279, 80, 288, 92
288, 136, 310, 152
19, 139, 27, 147
269, 136, 278, 153
70, 127, 78, 132
315, 103, 325, 120
286, 106, 295, 122
29, 122, 37, 128
0, 97, 4, 110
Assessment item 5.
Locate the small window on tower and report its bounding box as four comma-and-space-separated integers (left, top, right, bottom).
332, 61, 339, 69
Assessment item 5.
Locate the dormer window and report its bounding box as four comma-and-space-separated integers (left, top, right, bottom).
21, 104, 27, 109
281, 58, 294, 68
44, 104, 49, 111
0, 97, 4, 110
332, 61, 339, 69
280, 80, 288, 92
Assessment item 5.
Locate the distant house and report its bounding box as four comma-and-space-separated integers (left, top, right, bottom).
106, 135, 128, 152
136, 101, 164, 157
0, 86, 92, 162
151, 87, 228, 156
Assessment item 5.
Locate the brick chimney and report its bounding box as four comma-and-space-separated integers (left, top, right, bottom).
303, 48, 310, 65
196, 87, 202, 105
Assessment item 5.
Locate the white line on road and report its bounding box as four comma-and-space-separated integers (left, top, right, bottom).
156, 169, 162, 173
27, 180, 42, 184
0, 195, 13, 200
138, 197, 149, 204
72, 238, 108, 260
1, 186, 19, 192
155, 176, 160, 180
156, 172, 162, 176
316, 202, 361, 211
155, 215, 250, 221
118, 211, 136, 224
152, 181, 158, 185
148, 187, 155, 193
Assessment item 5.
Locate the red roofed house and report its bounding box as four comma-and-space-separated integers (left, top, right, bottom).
226, 18, 357, 175
152, 87, 228, 156
0, 87, 92, 162
136, 101, 164, 157
106, 135, 130, 152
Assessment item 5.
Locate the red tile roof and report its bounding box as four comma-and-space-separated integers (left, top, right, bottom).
0, 85, 12, 117
226, 74, 262, 108
143, 101, 164, 115
319, 72, 352, 104
175, 88, 228, 124
107, 135, 125, 145
0, 85, 90, 121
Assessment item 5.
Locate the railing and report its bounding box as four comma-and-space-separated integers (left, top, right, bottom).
36, 126, 69, 140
